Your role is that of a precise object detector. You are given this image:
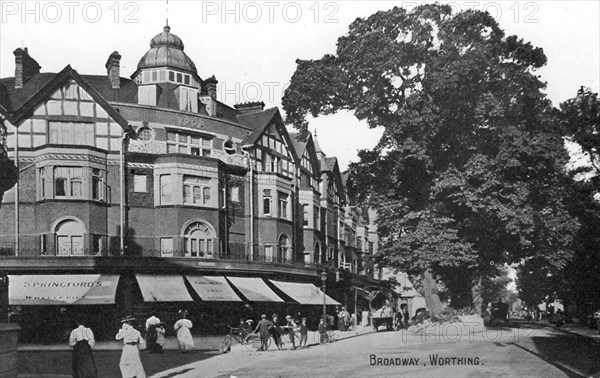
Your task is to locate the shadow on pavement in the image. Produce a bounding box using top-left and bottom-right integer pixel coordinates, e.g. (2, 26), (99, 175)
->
(18, 349), (219, 377)
(511, 333), (600, 378)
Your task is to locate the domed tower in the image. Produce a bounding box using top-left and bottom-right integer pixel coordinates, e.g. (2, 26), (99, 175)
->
(131, 25), (202, 113)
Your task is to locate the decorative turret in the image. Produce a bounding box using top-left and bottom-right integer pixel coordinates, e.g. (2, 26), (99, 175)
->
(137, 25), (197, 75)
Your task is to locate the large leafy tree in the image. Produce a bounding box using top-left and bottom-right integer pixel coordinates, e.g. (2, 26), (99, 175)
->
(283, 5), (579, 313)
(553, 88), (600, 318)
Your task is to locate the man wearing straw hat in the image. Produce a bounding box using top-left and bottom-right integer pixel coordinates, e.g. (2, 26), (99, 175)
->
(115, 315), (146, 378)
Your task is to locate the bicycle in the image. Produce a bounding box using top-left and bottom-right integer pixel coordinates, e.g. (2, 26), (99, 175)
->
(221, 326), (269, 353)
(279, 327), (300, 349)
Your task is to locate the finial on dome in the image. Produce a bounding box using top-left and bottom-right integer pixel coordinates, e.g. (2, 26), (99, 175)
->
(164, 25), (170, 33)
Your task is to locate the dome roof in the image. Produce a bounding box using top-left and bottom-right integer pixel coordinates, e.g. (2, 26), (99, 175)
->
(137, 26), (197, 74)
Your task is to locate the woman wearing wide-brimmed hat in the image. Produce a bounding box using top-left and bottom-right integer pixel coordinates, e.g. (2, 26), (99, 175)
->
(115, 315), (146, 378)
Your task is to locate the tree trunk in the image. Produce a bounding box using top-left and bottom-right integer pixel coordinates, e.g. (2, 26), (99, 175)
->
(422, 269), (443, 320)
(471, 276), (483, 316)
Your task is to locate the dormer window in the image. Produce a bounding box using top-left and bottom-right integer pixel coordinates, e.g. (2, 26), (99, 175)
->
(138, 85), (157, 106)
(179, 87), (198, 113)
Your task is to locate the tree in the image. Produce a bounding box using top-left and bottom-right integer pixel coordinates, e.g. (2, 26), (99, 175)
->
(283, 5), (579, 315)
(0, 121), (17, 208)
(555, 88), (600, 319)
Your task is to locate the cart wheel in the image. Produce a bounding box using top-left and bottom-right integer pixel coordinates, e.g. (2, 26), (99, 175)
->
(221, 335), (232, 353)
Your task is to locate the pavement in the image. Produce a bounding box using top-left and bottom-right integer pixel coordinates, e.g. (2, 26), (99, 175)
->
(532, 318), (600, 343)
(15, 325), (376, 378)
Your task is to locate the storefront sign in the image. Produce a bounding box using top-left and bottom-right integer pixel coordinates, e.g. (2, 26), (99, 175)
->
(8, 274), (120, 305)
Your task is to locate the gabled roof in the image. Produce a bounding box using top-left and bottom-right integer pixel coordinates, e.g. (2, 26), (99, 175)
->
(0, 73), (57, 112)
(322, 156), (345, 203)
(289, 131), (320, 177)
(237, 107), (279, 138)
(288, 131), (308, 157)
(0, 65), (131, 133)
(238, 107), (299, 162)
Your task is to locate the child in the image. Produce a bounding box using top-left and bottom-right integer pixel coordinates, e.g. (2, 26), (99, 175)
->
(299, 317), (308, 348)
(155, 322), (166, 354)
(318, 318), (327, 344)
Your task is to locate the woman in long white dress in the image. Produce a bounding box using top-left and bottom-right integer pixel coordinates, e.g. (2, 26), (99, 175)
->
(116, 316), (146, 378)
(173, 312), (194, 353)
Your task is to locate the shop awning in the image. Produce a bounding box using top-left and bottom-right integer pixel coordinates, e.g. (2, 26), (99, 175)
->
(135, 275), (193, 302)
(270, 280), (341, 306)
(185, 276), (242, 302)
(225, 277), (284, 302)
(8, 274), (120, 305)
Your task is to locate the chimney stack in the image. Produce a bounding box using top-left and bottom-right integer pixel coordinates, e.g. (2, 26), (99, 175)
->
(204, 75), (218, 99)
(14, 48), (41, 89)
(234, 101), (265, 114)
(105, 51), (122, 89)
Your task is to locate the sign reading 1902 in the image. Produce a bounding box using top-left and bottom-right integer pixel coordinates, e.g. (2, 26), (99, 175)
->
(176, 114), (206, 129)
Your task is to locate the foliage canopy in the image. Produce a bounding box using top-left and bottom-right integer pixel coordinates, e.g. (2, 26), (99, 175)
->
(282, 5), (579, 308)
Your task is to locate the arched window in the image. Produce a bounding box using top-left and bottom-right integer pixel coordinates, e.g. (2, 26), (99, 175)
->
(184, 221), (214, 258)
(278, 234), (292, 263)
(55, 219), (84, 256)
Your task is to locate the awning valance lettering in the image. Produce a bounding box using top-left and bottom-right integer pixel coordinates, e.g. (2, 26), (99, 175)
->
(135, 275), (193, 302)
(226, 277), (284, 302)
(8, 274), (120, 305)
(185, 276), (242, 302)
(270, 280), (341, 306)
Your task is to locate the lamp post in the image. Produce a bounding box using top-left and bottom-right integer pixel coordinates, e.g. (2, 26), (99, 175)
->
(321, 271), (327, 329)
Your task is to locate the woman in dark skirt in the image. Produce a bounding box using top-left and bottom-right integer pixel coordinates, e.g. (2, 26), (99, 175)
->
(68, 318), (98, 378)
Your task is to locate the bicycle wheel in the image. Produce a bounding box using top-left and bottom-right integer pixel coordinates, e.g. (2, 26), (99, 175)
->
(244, 334), (261, 352)
(221, 335), (232, 353)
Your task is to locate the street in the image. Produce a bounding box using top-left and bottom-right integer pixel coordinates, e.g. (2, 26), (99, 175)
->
(151, 322), (600, 378)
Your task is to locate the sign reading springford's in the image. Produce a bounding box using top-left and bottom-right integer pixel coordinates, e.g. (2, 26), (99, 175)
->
(8, 274), (120, 305)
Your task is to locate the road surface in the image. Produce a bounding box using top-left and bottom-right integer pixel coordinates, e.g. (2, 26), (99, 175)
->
(151, 322), (600, 378)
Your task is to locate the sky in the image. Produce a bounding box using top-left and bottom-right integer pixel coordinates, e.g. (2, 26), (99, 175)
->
(1, 1), (599, 170)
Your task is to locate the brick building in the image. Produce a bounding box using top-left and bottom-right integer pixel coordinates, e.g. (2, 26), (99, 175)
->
(0, 26), (380, 340)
